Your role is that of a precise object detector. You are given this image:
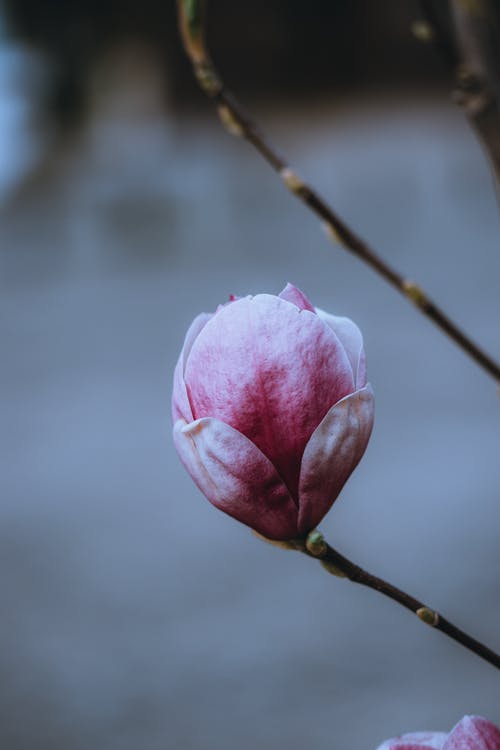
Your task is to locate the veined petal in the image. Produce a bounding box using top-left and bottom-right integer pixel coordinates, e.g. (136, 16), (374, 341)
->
(445, 716), (500, 750)
(316, 307), (366, 388)
(185, 294), (354, 501)
(173, 417), (298, 540)
(172, 312), (212, 423)
(278, 282), (316, 312)
(297, 384), (374, 534)
(375, 732), (447, 750)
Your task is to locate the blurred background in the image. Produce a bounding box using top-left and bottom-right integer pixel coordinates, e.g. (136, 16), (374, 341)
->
(1, 1), (499, 748)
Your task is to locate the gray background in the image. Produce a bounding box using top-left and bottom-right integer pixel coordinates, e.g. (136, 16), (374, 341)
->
(1, 50), (499, 750)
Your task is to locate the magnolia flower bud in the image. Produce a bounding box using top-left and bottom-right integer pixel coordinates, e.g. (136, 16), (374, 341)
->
(375, 715), (500, 750)
(172, 283), (374, 540)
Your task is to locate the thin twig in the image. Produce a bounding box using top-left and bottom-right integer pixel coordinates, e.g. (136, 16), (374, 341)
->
(451, 0), (500, 191)
(177, 0), (500, 384)
(418, 0), (500, 196)
(417, 0), (460, 69)
(260, 530), (500, 671)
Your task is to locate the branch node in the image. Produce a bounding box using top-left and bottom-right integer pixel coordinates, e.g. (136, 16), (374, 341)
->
(412, 20), (435, 43)
(322, 221), (342, 245)
(217, 104), (244, 136)
(305, 530), (328, 557)
(457, 64), (481, 90)
(416, 606), (440, 627)
(194, 62), (222, 97)
(402, 279), (429, 309)
(280, 167), (308, 197)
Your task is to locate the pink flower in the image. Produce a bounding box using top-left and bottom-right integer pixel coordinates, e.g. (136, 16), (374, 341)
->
(375, 716), (500, 750)
(445, 716), (500, 750)
(172, 283), (374, 540)
(375, 731), (447, 750)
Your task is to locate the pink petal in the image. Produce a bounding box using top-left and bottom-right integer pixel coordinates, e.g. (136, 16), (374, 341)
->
(185, 294), (354, 501)
(172, 312), (212, 423)
(445, 716), (500, 750)
(173, 417), (298, 540)
(278, 282), (316, 312)
(298, 385), (374, 534)
(375, 732), (447, 750)
(316, 307), (367, 388)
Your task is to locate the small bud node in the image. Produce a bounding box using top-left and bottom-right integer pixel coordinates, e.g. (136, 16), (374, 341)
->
(194, 63), (222, 97)
(416, 606), (439, 627)
(306, 530), (328, 557)
(217, 105), (243, 136)
(402, 280), (428, 309)
(411, 20), (435, 43)
(280, 167), (307, 196)
(322, 221), (342, 245)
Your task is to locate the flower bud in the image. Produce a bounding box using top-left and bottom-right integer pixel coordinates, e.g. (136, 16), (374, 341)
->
(375, 716), (500, 750)
(172, 283), (374, 540)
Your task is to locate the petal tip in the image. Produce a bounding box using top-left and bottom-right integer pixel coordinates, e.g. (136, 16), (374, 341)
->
(278, 282), (316, 312)
(181, 419), (204, 436)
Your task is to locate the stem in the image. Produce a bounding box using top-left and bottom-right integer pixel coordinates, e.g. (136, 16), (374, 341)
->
(419, 0), (500, 198)
(418, 0), (460, 69)
(177, 0), (500, 385)
(451, 0), (500, 193)
(301, 530), (500, 671)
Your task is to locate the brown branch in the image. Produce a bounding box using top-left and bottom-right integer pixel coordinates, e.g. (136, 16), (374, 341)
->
(451, 0), (500, 190)
(259, 531), (500, 671)
(177, 0), (500, 385)
(417, 0), (460, 69)
(418, 0), (500, 196)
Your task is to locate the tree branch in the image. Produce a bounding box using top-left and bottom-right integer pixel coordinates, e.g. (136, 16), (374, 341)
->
(419, 0), (500, 196)
(258, 530), (500, 671)
(177, 0), (500, 385)
(451, 0), (500, 190)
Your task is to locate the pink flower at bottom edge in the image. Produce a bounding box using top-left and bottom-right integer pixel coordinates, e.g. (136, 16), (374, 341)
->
(375, 716), (500, 750)
(445, 716), (500, 750)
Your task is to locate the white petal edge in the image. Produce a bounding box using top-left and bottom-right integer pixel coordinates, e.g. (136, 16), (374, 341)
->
(173, 417), (299, 540)
(297, 384), (374, 534)
(316, 307), (366, 389)
(172, 312), (212, 423)
(374, 732), (448, 750)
